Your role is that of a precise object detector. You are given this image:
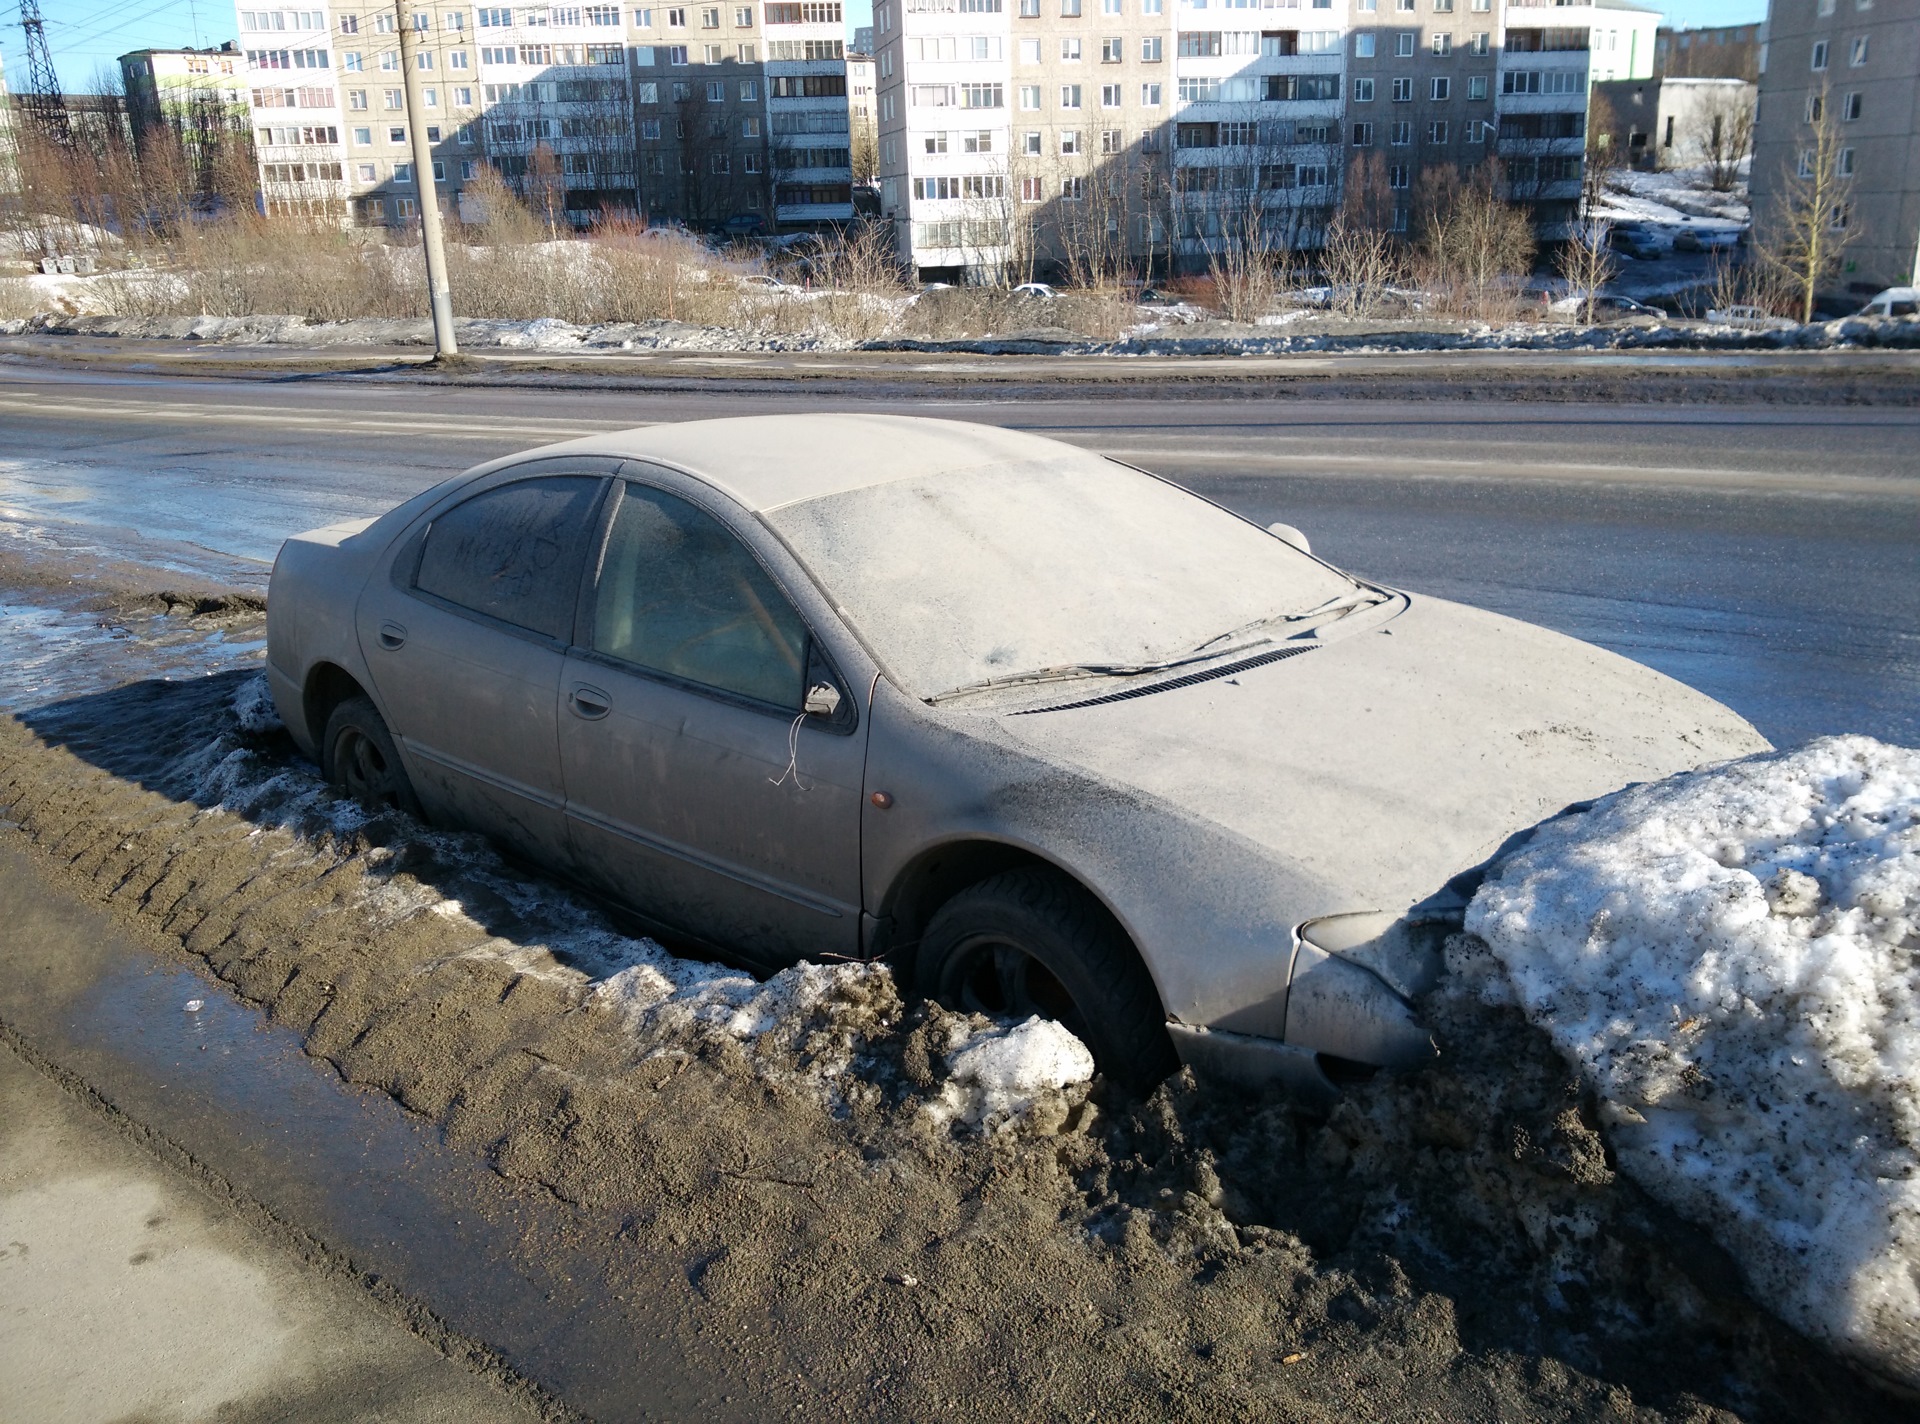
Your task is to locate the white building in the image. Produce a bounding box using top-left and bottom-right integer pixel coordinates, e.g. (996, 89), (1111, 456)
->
(873, 0), (1652, 279)
(235, 2), (853, 230)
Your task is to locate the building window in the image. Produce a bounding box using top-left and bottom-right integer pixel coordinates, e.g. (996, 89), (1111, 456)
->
(1850, 35), (1869, 66)
(641, 117), (662, 137)
(1142, 36), (1162, 61)
(1062, 175), (1084, 200)
(1396, 32), (1414, 57)
(1425, 119), (1448, 142)
(1061, 130), (1081, 153)
(707, 79), (724, 100)
(702, 5), (720, 24)
(737, 5), (755, 23)
(349, 89), (368, 109)
(1061, 0), (1082, 14)
(1431, 77), (1450, 100)
(396, 197), (418, 217)
(356, 161), (377, 180)
(1102, 37), (1123, 61)
(667, 44), (688, 63)
(1467, 75), (1488, 100)
(1388, 163), (1409, 188)
(353, 125), (372, 144)
(1020, 84), (1042, 109)
(394, 161), (413, 183)
(1353, 77), (1374, 102)
(740, 79), (758, 99)
(1101, 128), (1123, 153)
(1351, 121), (1373, 146)
(1432, 33), (1451, 56)
(1062, 38), (1082, 60)
(1354, 34), (1374, 57)
(1811, 40), (1828, 70)
(1020, 0), (1040, 13)
(1392, 77), (1413, 101)
(1022, 130), (1041, 154)
(1021, 175), (1044, 202)
(1389, 120), (1412, 144)
(1843, 91), (1862, 120)
(1141, 81), (1161, 105)
(389, 125), (407, 142)
(1837, 146), (1855, 176)
(1101, 83), (1121, 106)
(1061, 84), (1082, 108)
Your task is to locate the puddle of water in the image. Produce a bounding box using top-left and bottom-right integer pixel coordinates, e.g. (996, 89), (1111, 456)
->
(0, 597), (265, 712)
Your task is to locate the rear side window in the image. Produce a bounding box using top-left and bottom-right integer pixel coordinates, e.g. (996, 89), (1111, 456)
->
(592, 482), (810, 709)
(414, 476), (601, 640)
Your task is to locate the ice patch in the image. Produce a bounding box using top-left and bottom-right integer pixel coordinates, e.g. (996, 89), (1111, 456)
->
(1467, 736), (1920, 1386)
(930, 1015), (1096, 1132)
(231, 673), (283, 734)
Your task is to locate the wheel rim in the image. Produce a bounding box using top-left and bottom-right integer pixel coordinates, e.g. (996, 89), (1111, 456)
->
(943, 934), (1086, 1038)
(335, 728), (394, 807)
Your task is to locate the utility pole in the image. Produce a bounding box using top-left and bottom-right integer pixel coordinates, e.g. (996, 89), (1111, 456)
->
(396, 0), (459, 358)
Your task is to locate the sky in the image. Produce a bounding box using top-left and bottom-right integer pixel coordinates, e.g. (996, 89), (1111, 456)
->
(17, 0), (1769, 94)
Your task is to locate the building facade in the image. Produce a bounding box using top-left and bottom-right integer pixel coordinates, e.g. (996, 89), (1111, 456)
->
(1654, 22), (1762, 81)
(1594, 74), (1755, 171)
(230, 2), (852, 231)
(1750, 0), (1920, 298)
(874, 0), (1652, 280)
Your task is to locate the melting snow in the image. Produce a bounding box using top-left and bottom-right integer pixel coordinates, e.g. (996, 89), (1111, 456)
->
(930, 1016), (1097, 1131)
(1466, 736), (1920, 1387)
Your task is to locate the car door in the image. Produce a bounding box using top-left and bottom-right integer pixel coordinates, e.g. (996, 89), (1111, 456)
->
(557, 475), (866, 966)
(356, 469), (608, 866)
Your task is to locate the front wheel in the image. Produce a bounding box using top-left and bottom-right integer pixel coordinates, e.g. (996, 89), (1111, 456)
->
(917, 868), (1178, 1094)
(321, 695), (420, 816)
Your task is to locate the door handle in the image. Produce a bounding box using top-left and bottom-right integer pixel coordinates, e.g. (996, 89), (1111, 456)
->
(377, 621), (407, 650)
(569, 684), (611, 720)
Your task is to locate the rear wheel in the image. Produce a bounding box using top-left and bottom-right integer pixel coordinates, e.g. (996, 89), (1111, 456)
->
(322, 696), (420, 815)
(917, 867), (1178, 1094)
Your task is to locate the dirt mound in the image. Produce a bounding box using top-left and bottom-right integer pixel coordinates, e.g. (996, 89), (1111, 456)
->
(0, 671), (1901, 1422)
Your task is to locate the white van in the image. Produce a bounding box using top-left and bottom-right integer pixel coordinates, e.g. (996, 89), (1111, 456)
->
(1855, 287), (1919, 317)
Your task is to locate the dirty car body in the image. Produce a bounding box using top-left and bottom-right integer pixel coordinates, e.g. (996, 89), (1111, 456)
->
(266, 416), (1768, 1101)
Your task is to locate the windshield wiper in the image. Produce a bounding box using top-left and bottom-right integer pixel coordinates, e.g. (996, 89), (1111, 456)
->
(1182, 588), (1390, 656)
(928, 641), (1271, 705)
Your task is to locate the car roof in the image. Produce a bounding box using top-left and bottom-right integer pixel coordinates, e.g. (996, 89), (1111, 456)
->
(478, 414), (1101, 513)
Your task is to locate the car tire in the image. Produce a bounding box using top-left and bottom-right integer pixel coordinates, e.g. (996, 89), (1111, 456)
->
(917, 867), (1179, 1094)
(321, 695), (421, 816)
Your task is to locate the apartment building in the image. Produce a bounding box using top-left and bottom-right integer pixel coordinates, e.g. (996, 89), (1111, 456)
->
(875, 0), (1637, 279)
(1750, 0), (1920, 298)
(234, 2), (851, 231)
(119, 43), (260, 197)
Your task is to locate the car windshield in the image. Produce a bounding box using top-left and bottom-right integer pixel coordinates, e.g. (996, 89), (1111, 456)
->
(765, 457), (1360, 702)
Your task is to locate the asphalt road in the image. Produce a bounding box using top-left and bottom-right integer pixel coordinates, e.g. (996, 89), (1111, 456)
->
(0, 360), (1915, 745)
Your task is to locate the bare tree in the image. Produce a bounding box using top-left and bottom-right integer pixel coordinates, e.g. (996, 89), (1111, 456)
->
(1415, 163), (1536, 319)
(1691, 86), (1756, 194)
(1582, 91), (1624, 219)
(1755, 82), (1852, 323)
(1554, 220), (1615, 323)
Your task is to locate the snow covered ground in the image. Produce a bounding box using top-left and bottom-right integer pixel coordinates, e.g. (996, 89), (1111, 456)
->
(206, 673), (1096, 1131)
(1466, 737), (1920, 1388)
(1596, 164), (1751, 229)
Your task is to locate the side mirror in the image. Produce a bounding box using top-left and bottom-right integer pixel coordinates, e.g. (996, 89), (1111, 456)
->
(1267, 522), (1312, 556)
(804, 682), (843, 718)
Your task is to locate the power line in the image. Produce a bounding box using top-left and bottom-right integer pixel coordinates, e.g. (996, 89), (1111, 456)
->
(18, 0), (73, 147)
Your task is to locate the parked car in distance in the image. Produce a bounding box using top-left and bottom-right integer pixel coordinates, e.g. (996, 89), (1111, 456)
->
(721, 213), (766, 237)
(1011, 282), (1058, 300)
(1608, 228), (1663, 261)
(1706, 304), (1797, 331)
(266, 417), (1767, 1102)
(1549, 293), (1669, 321)
(735, 273), (794, 293)
(1855, 287), (1920, 318)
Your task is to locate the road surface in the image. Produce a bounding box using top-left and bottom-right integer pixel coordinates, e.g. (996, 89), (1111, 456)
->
(0, 361), (1912, 744)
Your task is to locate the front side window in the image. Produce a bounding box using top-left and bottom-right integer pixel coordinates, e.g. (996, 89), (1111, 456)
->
(592, 483), (810, 709)
(415, 477), (603, 640)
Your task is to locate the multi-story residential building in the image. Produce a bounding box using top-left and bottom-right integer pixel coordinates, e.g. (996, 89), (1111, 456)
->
(847, 46), (877, 185)
(119, 42), (254, 141)
(876, 0), (1643, 279)
(1750, 0), (1920, 299)
(1655, 21), (1762, 81)
(232, 2), (851, 232)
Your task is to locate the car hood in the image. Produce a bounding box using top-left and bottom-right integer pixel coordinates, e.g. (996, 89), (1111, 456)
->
(992, 593), (1768, 919)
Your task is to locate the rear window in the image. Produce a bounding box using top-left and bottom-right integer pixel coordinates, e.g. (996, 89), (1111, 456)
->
(414, 476), (602, 640)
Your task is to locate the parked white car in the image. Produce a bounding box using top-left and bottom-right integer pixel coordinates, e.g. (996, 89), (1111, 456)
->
(1706, 304), (1797, 331)
(1011, 282), (1059, 300)
(1548, 294), (1668, 322)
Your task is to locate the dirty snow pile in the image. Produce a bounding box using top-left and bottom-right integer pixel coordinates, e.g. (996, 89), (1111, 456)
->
(205, 676), (1091, 1128)
(1465, 736), (1920, 1386)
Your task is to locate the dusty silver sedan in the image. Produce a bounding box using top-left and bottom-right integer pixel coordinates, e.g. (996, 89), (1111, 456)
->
(267, 416), (1766, 1097)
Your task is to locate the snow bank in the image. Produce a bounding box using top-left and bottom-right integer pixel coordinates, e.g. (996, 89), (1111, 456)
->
(203, 677), (1082, 1127)
(1466, 736), (1920, 1386)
